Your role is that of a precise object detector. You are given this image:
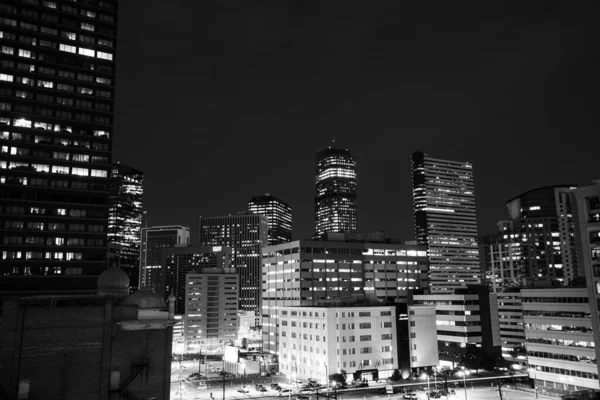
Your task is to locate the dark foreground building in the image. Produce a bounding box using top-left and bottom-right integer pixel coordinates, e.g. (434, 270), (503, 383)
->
(0, 266), (176, 400)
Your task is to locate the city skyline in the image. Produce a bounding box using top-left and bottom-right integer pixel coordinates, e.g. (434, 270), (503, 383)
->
(113, 1), (600, 243)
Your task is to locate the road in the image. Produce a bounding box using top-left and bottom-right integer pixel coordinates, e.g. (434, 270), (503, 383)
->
(169, 375), (550, 400)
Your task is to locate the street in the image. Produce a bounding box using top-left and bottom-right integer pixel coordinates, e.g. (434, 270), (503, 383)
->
(169, 377), (552, 400)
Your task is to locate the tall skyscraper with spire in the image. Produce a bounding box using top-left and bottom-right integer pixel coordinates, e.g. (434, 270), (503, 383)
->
(248, 193), (292, 245)
(0, 0), (118, 295)
(412, 151), (481, 292)
(314, 147), (357, 236)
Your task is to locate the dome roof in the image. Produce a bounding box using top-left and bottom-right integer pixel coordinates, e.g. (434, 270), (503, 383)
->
(122, 289), (166, 309)
(97, 266), (130, 296)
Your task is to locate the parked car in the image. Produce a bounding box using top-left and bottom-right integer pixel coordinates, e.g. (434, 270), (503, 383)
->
(279, 389), (292, 396)
(440, 389), (456, 396)
(355, 382), (368, 388)
(403, 393), (417, 399)
(237, 388), (249, 394)
(271, 383), (282, 390)
(428, 391), (441, 399)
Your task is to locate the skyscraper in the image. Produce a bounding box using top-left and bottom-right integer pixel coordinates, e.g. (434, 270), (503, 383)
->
(139, 225), (190, 296)
(504, 185), (579, 284)
(314, 147), (357, 236)
(0, 0), (118, 295)
(411, 151), (480, 292)
(107, 163), (143, 291)
(198, 214), (268, 318)
(248, 193), (292, 245)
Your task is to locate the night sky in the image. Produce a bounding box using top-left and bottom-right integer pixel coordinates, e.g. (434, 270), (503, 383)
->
(113, 1), (600, 243)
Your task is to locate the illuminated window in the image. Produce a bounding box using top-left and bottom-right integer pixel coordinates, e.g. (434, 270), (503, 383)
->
(81, 22), (95, 31)
(72, 167), (88, 176)
(97, 51), (113, 61)
(59, 44), (76, 53)
(78, 47), (94, 57)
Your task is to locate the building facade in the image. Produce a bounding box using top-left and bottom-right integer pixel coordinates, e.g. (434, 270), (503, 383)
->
(0, 0), (118, 295)
(479, 232), (521, 292)
(183, 268), (239, 353)
(277, 305), (399, 382)
(412, 285), (501, 366)
(248, 193), (292, 245)
(108, 162), (143, 291)
(198, 214), (268, 318)
(504, 186), (580, 285)
(0, 266), (176, 400)
(522, 287), (599, 395)
(571, 179), (600, 382)
(314, 147), (358, 236)
(162, 245), (232, 315)
(139, 225), (190, 296)
(411, 152), (481, 293)
(496, 289), (526, 368)
(406, 305), (439, 371)
(261, 237), (428, 355)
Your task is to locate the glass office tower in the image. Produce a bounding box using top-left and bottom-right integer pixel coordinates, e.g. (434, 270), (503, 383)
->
(248, 193), (292, 245)
(108, 163), (143, 291)
(412, 151), (481, 292)
(0, 0), (118, 295)
(314, 147), (357, 236)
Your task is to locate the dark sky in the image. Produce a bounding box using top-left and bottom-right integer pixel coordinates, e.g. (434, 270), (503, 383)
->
(113, 1), (600, 243)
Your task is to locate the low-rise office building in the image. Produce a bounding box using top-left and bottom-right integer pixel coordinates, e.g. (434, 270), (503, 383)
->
(412, 285), (501, 366)
(277, 305), (399, 383)
(522, 287), (599, 395)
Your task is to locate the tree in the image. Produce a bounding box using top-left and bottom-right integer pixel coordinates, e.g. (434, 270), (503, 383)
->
(329, 373), (346, 386)
(389, 369), (402, 382)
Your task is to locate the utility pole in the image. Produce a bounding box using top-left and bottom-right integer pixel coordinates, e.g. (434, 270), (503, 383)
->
(496, 379), (503, 400)
(222, 371), (226, 400)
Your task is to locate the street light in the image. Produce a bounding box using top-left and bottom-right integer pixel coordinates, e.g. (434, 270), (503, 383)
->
(528, 367), (539, 399)
(421, 373), (430, 395)
(458, 367), (469, 400)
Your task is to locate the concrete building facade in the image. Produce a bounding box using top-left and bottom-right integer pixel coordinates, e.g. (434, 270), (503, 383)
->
(277, 305), (399, 383)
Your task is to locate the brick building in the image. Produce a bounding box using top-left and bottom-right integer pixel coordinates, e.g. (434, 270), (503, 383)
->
(0, 266), (176, 400)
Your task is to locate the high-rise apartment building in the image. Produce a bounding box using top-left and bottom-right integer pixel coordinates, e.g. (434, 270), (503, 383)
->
(411, 152), (481, 292)
(199, 214), (268, 317)
(496, 289), (526, 368)
(139, 225), (190, 296)
(571, 179), (600, 382)
(314, 147), (357, 236)
(261, 235), (428, 354)
(504, 185), (579, 284)
(0, 0), (118, 295)
(108, 162), (143, 291)
(248, 193), (292, 245)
